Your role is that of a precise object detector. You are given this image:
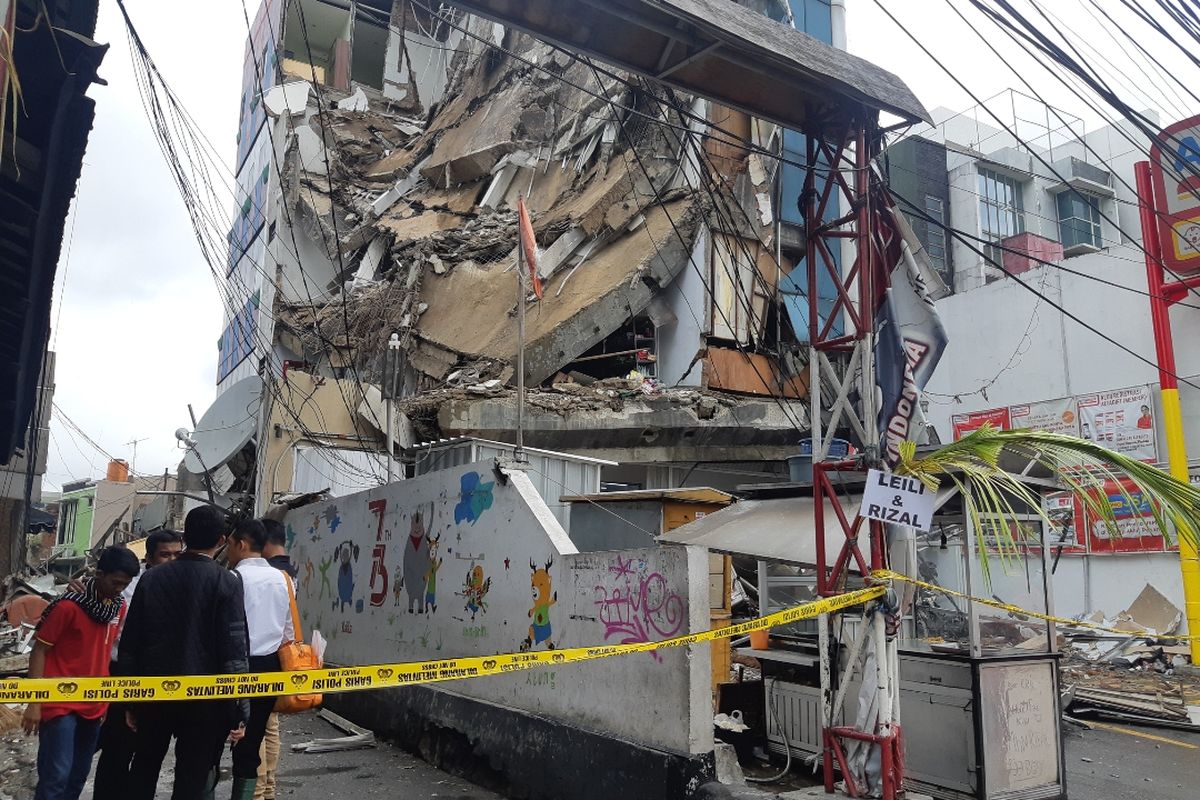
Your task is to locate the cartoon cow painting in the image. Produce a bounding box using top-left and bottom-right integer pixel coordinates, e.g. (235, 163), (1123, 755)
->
(520, 556), (557, 652)
(403, 504), (434, 614)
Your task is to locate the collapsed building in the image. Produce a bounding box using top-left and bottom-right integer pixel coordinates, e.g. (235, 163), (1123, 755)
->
(215, 0), (815, 508)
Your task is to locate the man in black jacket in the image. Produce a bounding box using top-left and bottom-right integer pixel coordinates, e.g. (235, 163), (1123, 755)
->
(119, 505), (250, 800)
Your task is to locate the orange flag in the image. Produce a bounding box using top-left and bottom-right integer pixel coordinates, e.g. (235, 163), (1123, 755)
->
(517, 196), (543, 299)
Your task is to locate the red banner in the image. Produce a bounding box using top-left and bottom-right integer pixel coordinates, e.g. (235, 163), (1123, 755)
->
(951, 407), (1011, 440)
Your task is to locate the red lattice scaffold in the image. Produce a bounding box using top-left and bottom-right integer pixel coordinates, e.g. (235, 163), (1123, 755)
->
(803, 109), (903, 799)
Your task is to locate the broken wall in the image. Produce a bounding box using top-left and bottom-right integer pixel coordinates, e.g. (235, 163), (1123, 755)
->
(282, 461), (712, 755)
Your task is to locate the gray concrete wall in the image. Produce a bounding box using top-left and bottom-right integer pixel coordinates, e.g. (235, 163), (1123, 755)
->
(283, 462), (712, 755)
(568, 502), (662, 552)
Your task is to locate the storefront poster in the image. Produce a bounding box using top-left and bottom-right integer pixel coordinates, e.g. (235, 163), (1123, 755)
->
(1075, 386), (1157, 462)
(1009, 397), (1080, 436)
(952, 407), (1011, 440)
(1043, 491), (1085, 552)
(1085, 478), (1168, 553)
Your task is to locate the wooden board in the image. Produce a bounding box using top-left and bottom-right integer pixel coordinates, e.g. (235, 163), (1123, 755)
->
(702, 347), (807, 398)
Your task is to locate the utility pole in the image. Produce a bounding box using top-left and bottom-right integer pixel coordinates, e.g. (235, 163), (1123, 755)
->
(382, 331), (402, 483)
(126, 437), (148, 478)
(1136, 161), (1200, 662)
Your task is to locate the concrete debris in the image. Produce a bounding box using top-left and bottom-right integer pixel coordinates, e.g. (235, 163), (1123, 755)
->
(263, 81), (311, 118)
(337, 86), (370, 112)
(295, 124), (329, 176)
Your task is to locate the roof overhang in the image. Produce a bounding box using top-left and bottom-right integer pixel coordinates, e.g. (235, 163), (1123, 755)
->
(437, 0), (930, 132)
(659, 493), (864, 568)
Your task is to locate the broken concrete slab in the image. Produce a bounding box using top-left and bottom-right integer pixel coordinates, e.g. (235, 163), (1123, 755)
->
(337, 86), (370, 112)
(295, 124), (329, 176)
(263, 81), (311, 118)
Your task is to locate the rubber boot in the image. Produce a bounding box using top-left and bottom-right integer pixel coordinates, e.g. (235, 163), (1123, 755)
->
(230, 777), (257, 800)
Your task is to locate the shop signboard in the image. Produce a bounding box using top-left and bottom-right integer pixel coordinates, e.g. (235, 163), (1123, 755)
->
(1149, 113), (1200, 274)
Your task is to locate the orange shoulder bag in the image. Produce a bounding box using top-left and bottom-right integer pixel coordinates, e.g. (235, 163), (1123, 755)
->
(274, 574), (322, 714)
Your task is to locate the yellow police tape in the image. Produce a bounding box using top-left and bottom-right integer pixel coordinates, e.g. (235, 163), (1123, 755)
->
(2, 584), (886, 704)
(873, 568), (1200, 642)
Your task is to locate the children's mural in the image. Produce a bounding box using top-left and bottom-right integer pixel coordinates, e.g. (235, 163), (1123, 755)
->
(282, 463), (709, 754)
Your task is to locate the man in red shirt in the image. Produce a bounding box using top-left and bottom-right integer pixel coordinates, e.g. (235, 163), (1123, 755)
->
(23, 547), (139, 800)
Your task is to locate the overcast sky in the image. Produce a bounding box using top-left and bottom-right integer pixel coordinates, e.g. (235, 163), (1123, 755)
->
(42, 0), (1199, 491)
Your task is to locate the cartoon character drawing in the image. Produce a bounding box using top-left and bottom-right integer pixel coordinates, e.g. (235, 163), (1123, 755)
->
(302, 559), (315, 596)
(520, 556), (557, 652)
(393, 564), (405, 606)
(324, 505), (342, 534)
(317, 556), (334, 600)
(454, 471), (495, 525)
(461, 564), (491, 621)
(423, 533), (443, 615)
(403, 504), (434, 614)
(334, 540), (360, 612)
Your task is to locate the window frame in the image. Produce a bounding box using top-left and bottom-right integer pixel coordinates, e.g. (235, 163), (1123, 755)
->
(1057, 191), (1103, 251)
(978, 167), (1026, 266)
(923, 194), (948, 275)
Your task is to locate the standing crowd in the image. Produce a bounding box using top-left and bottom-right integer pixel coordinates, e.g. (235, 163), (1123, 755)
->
(23, 506), (301, 800)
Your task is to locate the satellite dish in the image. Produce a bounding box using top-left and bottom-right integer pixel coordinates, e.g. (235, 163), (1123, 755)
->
(182, 376), (263, 475)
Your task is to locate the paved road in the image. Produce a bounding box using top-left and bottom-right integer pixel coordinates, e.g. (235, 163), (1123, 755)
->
(1065, 720), (1200, 800)
(0, 712), (501, 800)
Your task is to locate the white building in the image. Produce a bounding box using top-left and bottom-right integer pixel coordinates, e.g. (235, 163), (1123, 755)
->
(891, 94), (1200, 621)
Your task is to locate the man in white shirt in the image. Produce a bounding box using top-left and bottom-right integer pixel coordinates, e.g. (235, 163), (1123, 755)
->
(226, 519), (293, 800)
(92, 529), (182, 800)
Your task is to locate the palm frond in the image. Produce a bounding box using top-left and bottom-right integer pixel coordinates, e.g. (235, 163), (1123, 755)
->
(893, 425), (1200, 577)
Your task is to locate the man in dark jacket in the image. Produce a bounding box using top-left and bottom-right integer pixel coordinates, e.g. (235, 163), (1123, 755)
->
(119, 506), (250, 800)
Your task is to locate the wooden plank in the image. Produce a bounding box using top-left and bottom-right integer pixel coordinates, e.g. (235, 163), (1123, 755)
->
(702, 347), (807, 398)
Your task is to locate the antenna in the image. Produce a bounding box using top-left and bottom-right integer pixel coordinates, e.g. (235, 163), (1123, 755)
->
(125, 436), (148, 477)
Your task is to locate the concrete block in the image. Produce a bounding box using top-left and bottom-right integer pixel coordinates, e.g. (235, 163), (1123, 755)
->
(713, 743), (745, 786)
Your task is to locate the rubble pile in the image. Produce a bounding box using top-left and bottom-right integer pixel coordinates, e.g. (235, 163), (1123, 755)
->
(269, 19), (735, 392)
(1058, 583), (1200, 729)
(0, 573), (71, 677)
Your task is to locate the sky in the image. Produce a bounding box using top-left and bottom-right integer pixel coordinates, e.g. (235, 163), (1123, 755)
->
(41, 0), (1200, 491)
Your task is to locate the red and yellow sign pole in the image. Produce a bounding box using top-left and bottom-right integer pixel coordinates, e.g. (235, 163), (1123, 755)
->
(1136, 161), (1200, 663)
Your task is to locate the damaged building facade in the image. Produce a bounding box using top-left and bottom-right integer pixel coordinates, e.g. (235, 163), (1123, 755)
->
(216, 0), (837, 506)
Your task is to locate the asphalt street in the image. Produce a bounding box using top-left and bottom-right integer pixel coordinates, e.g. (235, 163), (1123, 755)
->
(0, 710), (1195, 798)
(1064, 720), (1200, 800)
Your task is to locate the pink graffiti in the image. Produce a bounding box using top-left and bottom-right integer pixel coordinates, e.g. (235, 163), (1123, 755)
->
(594, 556), (685, 662)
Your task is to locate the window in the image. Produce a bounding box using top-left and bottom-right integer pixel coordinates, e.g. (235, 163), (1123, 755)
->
(217, 293), (259, 382)
(924, 194), (948, 274)
(58, 500), (77, 546)
(978, 168), (1025, 265)
(1057, 192), (1102, 250)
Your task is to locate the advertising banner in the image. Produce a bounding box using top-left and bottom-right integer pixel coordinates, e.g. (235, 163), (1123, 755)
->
(1075, 386), (1157, 462)
(1009, 397), (1079, 436)
(1086, 478), (1169, 553)
(1043, 491), (1085, 552)
(951, 407), (1011, 440)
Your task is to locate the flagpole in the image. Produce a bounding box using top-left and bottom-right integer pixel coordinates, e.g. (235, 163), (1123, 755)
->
(516, 219), (526, 463)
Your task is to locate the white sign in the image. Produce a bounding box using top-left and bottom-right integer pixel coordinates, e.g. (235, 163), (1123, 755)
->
(1076, 385), (1157, 462)
(860, 469), (936, 531)
(1009, 397), (1079, 437)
